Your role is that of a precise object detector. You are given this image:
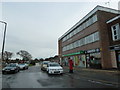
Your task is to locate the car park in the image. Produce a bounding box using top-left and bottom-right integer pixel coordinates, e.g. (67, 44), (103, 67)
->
(46, 62), (63, 75)
(41, 61), (50, 71)
(2, 63), (20, 74)
(18, 63), (28, 70)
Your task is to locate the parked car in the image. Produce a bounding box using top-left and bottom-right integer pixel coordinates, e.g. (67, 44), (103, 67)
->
(41, 61), (50, 71)
(25, 63), (29, 67)
(18, 63), (28, 70)
(47, 62), (63, 75)
(2, 63), (20, 74)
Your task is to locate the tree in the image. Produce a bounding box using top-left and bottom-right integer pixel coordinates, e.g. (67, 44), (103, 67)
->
(0, 51), (13, 63)
(39, 58), (44, 61)
(16, 50), (32, 61)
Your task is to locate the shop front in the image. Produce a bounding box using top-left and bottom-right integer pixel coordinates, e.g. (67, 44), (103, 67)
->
(110, 45), (120, 69)
(62, 51), (86, 67)
(85, 48), (101, 69)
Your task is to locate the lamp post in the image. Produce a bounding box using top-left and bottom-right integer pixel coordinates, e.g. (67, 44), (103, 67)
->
(0, 21), (7, 62)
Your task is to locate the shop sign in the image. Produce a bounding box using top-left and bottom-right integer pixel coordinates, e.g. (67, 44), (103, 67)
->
(80, 50), (85, 54)
(63, 50), (85, 57)
(85, 48), (100, 54)
(110, 45), (120, 50)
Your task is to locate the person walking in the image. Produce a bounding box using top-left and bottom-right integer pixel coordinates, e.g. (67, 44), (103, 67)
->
(68, 57), (74, 73)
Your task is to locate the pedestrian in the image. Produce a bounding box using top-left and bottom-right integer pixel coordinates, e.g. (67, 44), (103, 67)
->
(68, 57), (74, 73)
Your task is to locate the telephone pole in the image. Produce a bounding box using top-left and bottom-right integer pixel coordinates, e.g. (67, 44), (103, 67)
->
(0, 21), (7, 62)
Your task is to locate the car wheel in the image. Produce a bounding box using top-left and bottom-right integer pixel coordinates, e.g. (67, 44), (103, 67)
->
(47, 70), (49, 73)
(2, 71), (6, 74)
(15, 70), (18, 73)
(60, 73), (63, 75)
(23, 67), (26, 70)
(47, 70), (51, 75)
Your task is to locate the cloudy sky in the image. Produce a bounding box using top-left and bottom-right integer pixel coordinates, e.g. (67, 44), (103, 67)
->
(0, 0), (119, 59)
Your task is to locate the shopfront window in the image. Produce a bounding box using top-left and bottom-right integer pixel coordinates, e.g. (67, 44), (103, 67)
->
(89, 52), (101, 68)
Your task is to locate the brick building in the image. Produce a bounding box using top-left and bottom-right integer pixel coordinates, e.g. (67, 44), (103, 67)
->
(107, 15), (120, 69)
(58, 5), (120, 69)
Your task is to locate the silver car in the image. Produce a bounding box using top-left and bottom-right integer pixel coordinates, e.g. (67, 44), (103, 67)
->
(41, 61), (50, 71)
(18, 63), (28, 70)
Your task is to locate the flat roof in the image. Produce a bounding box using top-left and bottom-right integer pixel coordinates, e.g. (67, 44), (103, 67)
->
(106, 15), (120, 23)
(58, 5), (120, 40)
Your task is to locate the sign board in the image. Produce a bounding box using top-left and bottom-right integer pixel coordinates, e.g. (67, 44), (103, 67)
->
(63, 50), (85, 57)
(110, 45), (120, 50)
(85, 48), (100, 54)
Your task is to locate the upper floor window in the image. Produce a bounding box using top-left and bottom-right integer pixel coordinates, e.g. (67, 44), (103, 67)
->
(111, 23), (120, 41)
(61, 14), (98, 42)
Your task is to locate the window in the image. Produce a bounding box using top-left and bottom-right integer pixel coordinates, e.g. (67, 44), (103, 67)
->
(85, 36), (89, 44)
(70, 32), (72, 37)
(92, 14), (97, 23)
(111, 23), (120, 41)
(62, 37), (66, 42)
(73, 42), (77, 48)
(79, 25), (82, 32)
(73, 30), (77, 35)
(61, 15), (98, 42)
(62, 47), (65, 51)
(89, 34), (94, 43)
(74, 41), (79, 48)
(62, 32), (99, 52)
(94, 32), (99, 41)
(81, 38), (85, 46)
(69, 44), (72, 49)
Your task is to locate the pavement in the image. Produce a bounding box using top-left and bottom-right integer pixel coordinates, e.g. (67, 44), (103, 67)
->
(63, 66), (120, 87)
(63, 66), (120, 74)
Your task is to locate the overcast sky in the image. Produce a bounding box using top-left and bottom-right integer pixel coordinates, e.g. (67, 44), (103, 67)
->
(0, 0), (119, 59)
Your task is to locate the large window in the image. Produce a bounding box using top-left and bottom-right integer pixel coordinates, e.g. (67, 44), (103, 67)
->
(94, 32), (99, 41)
(111, 23), (120, 41)
(62, 14), (98, 42)
(62, 31), (99, 52)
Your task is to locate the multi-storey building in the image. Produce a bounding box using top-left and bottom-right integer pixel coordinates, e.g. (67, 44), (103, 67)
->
(58, 5), (120, 69)
(107, 15), (120, 69)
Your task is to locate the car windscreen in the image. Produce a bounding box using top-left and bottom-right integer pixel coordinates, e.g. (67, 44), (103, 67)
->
(7, 64), (16, 67)
(19, 64), (25, 65)
(43, 62), (49, 64)
(49, 63), (60, 67)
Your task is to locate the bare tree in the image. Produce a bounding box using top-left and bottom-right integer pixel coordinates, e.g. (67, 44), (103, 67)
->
(16, 50), (32, 61)
(0, 51), (13, 63)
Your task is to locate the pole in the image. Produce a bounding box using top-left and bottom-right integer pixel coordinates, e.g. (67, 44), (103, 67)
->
(0, 21), (7, 62)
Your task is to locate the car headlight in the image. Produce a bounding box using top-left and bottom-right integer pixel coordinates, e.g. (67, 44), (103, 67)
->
(2, 68), (5, 70)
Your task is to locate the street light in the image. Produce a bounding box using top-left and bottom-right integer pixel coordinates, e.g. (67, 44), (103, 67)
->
(0, 21), (7, 62)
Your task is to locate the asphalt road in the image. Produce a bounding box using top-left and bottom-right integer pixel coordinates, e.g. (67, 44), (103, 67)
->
(2, 65), (120, 88)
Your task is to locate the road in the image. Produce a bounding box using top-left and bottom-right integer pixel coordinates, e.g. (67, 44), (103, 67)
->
(2, 64), (120, 88)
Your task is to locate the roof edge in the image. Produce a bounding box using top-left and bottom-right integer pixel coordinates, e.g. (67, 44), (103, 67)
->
(58, 5), (120, 40)
(106, 15), (120, 24)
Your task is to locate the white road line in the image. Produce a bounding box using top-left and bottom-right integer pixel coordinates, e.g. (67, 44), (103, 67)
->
(88, 80), (115, 86)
